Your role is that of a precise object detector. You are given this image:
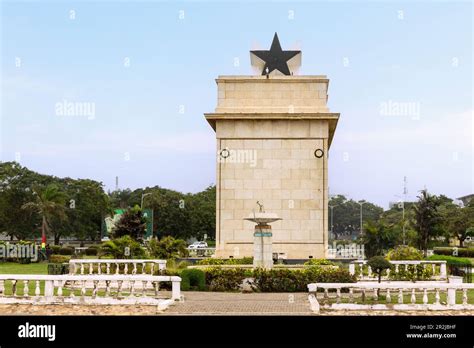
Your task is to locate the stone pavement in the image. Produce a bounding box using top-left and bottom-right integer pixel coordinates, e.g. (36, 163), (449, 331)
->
(165, 292), (312, 315)
(0, 292), (471, 315)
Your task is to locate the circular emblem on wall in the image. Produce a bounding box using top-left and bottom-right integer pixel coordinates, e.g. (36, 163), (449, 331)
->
(314, 149), (324, 158)
(220, 148), (230, 159)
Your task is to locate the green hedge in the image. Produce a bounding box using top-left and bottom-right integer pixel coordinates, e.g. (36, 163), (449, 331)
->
(304, 259), (335, 266)
(47, 263), (69, 275)
(433, 247), (474, 258)
(49, 255), (71, 264)
(180, 269), (206, 291)
(58, 247), (74, 255)
(85, 246), (98, 256)
(204, 267), (249, 291)
(196, 257), (253, 266)
(428, 255), (472, 266)
(252, 266), (356, 292)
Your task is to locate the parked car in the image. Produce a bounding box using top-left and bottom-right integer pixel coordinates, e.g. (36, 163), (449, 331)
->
(188, 241), (208, 249)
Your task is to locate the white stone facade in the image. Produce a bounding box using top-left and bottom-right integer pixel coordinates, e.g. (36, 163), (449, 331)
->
(205, 75), (339, 259)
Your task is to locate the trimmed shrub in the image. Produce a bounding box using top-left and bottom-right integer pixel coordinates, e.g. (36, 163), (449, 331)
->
(180, 269), (206, 291)
(388, 264), (434, 281)
(49, 255), (71, 264)
(58, 247), (74, 255)
(50, 245), (61, 254)
(85, 246), (98, 256)
(196, 257), (253, 265)
(428, 255), (472, 267)
(47, 263), (69, 275)
(386, 246), (424, 261)
(367, 256), (391, 283)
(433, 247), (474, 258)
(304, 259), (335, 266)
(204, 267), (248, 292)
(252, 267), (356, 292)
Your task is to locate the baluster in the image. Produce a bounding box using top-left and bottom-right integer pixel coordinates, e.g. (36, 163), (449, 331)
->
(349, 288), (354, 303)
(106, 263), (110, 275)
(12, 280), (17, 296)
(142, 263), (146, 275)
(105, 281), (111, 297)
(132, 263), (137, 275)
(373, 288), (378, 301)
(336, 288), (341, 304)
(386, 289), (391, 303)
(386, 268), (390, 278)
(0, 280), (4, 294)
(404, 264), (408, 273)
(395, 264), (399, 274)
(150, 263), (155, 275)
(423, 289), (428, 304)
(89, 263), (93, 275)
(435, 289), (440, 305)
(130, 280), (136, 296)
(432, 264), (436, 274)
(116, 281), (123, 298)
(98, 263), (102, 275)
(323, 289), (329, 303)
(462, 289), (468, 305)
(154, 282), (159, 297)
(92, 281), (99, 298)
(367, 266), (372, 278)
(70, 281), (75, 298)
(398, 289), (403, 304)
(142, 281), (147, 296)
(35, 280), (40, 296)
(81, 280), (86, 297)
(57, 281), (64, 296)
(23, 280), (29, 297)
(124, 264), (128, 275)
(80, 264), (84, 275)
(115, 263), (119, 275)
(411, 289), (416, 304)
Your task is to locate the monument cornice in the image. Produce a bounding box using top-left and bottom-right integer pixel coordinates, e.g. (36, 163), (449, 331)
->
(205, 112), (339, 147)
(216, 75), (329, 84)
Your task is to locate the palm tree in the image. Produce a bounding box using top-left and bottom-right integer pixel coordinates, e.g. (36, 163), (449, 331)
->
(22, 184), (67, 245)
(413, 189), (441, 257)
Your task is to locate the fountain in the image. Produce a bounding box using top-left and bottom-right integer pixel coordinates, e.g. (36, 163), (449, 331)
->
(244, 201), (282, 269)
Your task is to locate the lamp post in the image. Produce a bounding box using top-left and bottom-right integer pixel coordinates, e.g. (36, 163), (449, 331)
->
(395, 194), (406, 245)
(141, 192), (152, 210)
(329, 205), (336, 237)
(356, 201), (367, 236)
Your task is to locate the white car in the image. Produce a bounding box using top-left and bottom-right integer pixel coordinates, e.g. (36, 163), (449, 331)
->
(188, 241), (208, 249)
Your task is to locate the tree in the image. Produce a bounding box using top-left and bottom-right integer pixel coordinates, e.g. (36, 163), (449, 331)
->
(329, 195), (383, 240)
(367, 256), (392, 288)
(112, 205), (146, 240)
(21, 184), (67, 245)
(359, 220), (397, 258)
(412, 189), (442, 256)
(440, 200), (474, 247)
(147, 236), (189, 259)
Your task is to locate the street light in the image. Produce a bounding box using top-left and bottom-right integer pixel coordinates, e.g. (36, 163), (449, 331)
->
(329, 205), (337, 236)
(395, 194), (406, 245)
(356, 201), (367, 236)
(141, 192), (152, 210)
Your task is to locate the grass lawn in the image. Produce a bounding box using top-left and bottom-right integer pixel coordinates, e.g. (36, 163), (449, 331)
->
(0, 262), (48, 274)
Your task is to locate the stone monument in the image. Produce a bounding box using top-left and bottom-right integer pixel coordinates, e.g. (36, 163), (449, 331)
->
(205, 33), (340, 259)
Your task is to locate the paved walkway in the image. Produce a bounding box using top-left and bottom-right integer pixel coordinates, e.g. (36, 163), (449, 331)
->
(165, 292), (312, 315)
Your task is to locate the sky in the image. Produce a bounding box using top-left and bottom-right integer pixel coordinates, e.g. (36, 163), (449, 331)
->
(1, 0), (472, 209)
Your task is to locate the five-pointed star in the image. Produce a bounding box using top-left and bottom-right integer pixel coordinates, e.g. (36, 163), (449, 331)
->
(250, 33), (301, 76)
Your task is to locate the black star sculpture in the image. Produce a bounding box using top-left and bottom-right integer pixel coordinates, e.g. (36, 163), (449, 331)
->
(250, 33), (301, 76)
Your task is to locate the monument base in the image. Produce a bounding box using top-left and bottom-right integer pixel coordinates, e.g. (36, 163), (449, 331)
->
(253, 225), (273, 269)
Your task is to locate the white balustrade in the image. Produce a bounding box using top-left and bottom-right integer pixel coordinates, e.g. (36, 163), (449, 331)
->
(69, 259), (167, 276)
(307, 280), (474, 313)
(349, 260), (447, 281)
(0, 274), (181, 310)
